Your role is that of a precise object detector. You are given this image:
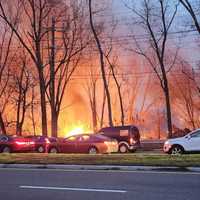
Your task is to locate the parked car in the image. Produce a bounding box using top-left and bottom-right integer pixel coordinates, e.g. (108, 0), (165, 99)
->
(0, 135), (35, 153)
(25, 136), (58, 153)
(97, 125), (140, 153)
(163, 128), (200, 155)
(48, 134), (118, 154)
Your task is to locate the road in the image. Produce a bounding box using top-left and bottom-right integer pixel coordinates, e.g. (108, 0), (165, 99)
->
(0, 168), (199, 200)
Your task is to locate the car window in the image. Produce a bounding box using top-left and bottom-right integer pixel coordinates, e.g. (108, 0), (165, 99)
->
(49, 137), (57, 142)
(99, 129), (113, 136)
(120, 130), (129, 136)
(66, 136), (77, 141)
(96, 134), (110, 140)
(190, 131), (200, 138)
(79, 135), (90, 141)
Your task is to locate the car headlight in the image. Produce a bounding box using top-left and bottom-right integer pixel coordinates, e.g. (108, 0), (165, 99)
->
(164, 140), (170, 145)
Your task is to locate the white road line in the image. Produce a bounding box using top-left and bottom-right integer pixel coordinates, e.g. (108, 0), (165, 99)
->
(20, 185), (127, 193)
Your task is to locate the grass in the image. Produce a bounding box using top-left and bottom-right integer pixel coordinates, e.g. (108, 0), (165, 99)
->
(0, 153), (200, 167)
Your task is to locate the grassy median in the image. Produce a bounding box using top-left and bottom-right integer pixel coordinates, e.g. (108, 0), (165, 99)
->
(0, 153), (200, 167)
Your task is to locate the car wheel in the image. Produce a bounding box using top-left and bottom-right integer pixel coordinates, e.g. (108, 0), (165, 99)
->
(88, 147), (98, 154)
(49, 147), (58, 154)
(37, 146), (45, 153)
(170, 145), (184, 155)
(119, 144), (128, 153)
(2, 146), (11, 153)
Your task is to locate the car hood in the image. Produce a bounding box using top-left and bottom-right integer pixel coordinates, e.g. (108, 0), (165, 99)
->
(166, 136), (186, 144)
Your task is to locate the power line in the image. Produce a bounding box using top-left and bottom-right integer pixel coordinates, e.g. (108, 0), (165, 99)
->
(61, 69), (200, 80)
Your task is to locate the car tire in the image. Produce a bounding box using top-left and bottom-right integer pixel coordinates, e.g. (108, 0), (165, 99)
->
(170, 145), (184, 155)
(119, 144), (128, 153)
(37, 146), (45, 153)
(49, 147), (58, 154)
(88, 147), (98, 154)
(2, 146), (11, 153)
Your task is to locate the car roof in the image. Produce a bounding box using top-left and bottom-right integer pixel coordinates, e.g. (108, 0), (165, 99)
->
(66, 134), (92, 138)
(98, 125), (138, 131)
(189, 128), (200, 134)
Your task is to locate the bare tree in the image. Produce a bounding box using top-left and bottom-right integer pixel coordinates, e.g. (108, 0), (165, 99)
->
(0, 15), (15, 134)
(171, 61), (200, 129)
(179, 0), (200, 33)
(45, 1), (90, 137)
(105, 52), (125, 126)
(0, 0), (55, 136)
(179, 0), (200, 95)
(10, 51), (35, 136)
(125, 0), (178, 138)
(84, 61), (98, 132)
(88, 0), (113, 127)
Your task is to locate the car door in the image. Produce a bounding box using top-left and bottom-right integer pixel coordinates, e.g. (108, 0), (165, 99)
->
(76, 135), (91, 153)
(187, 131), (200, 151)
(60, 136), (78, 153)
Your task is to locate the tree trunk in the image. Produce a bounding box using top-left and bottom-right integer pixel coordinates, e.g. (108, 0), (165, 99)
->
(38, 70), (48, 136)
(163, 80), (172, 138)
(88, 0), (113, 127)
(100, 88), (106, 128)
(0, 112), (6, 135)
(31, 87), (36, 135)
(16, 97), (21, 135)
(111, 68), (124, 125)
(106, 57), (124, 125)
(51, 111), (58, 138)
(92, 85), (97, 132)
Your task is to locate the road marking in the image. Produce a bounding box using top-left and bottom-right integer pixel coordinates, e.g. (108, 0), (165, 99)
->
(20, 185), (127, 193)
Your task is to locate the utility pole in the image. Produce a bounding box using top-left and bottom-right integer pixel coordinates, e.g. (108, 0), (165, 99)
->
(50, 17), (56, 137)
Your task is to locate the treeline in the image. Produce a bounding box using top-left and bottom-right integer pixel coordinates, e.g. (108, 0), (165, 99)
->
(0, 0), (199, 138)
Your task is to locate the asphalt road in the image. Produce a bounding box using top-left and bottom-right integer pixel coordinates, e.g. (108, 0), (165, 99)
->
(0, 168), (199, 200)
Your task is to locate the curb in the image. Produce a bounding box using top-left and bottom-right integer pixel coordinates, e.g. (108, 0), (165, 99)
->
(0, 164), (200, 173)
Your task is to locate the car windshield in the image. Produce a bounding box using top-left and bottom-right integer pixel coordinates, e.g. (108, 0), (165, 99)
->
(190, 130), (200, 138)
(95, 134), (111, 140)
(65, 136), (77, 141)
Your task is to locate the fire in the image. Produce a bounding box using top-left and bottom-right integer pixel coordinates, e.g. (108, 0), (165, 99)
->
(68, 127), (84, 136)
(64, 123), (91, 137)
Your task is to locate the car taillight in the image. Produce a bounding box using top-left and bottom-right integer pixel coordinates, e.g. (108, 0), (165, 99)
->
(29, 141), (35, 145)
(15, 141), (35, 145)
(15, 141), (26, 145)
(104, 141), (109, 145)
(45, 138), (50, 144)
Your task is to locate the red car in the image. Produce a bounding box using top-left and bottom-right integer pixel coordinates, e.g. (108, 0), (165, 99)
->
(0, 135), (35, 153)
(48, 134), (118, 154)
(25, 136), (58, 153)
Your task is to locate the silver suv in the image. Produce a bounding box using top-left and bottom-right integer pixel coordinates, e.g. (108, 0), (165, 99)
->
(163, 129), (200, 155)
